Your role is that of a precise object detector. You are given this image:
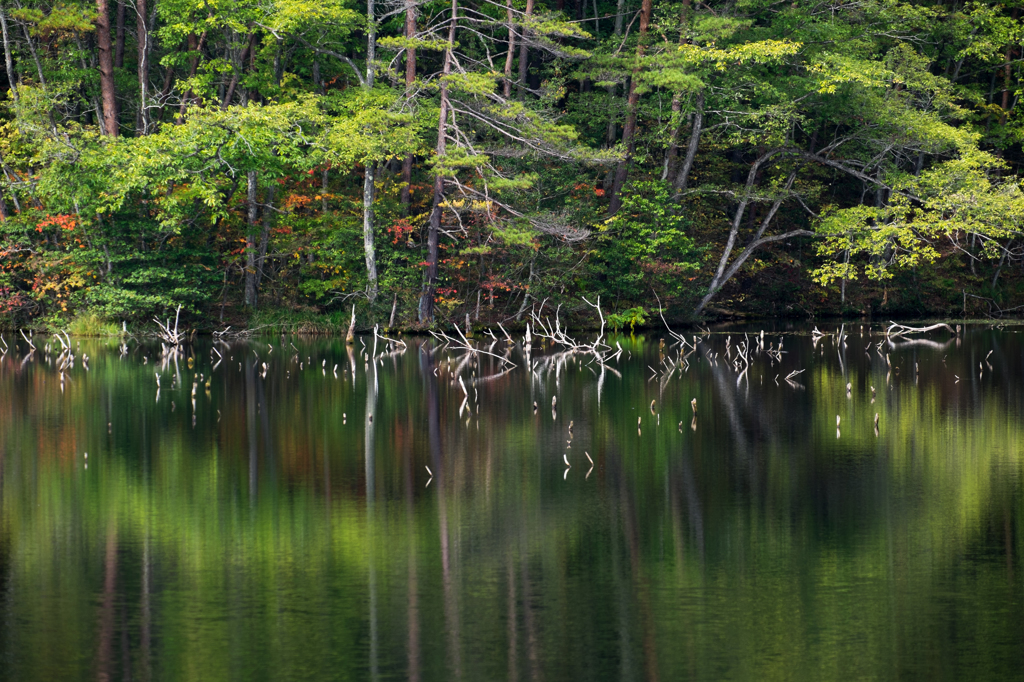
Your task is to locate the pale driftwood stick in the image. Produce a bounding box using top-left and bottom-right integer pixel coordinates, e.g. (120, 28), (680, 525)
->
(886, 321), (955, 339)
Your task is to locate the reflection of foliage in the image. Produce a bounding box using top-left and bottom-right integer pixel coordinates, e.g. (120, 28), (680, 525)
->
(607, 306), (647, 333)
(2, 336), (1024, 679)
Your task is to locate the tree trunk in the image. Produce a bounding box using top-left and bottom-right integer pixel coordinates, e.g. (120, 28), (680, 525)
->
(17, 12), (46, 89)
(662, 0), (691, 179)
(418, 0), (457, 323)
(503, 0), (516, 98)
(136, 0), (150, 133)
(245, 170), (258, 308)
(603, 0), (625, 187)
(255, 184), (275, 293)
(400, 0), (417, 211)
(114, 0), (126, 68)
(97, 0), (119, 137)
(517, 0), (534, 99)
(222, 32), (256, 109)
(672, 89), (703, 194)
(177, 31), (208, 123)
(0, 8), (18, 102)
(363, 0), (379, 301)
(693, 154), (811, 317)
(607, 0), (652, 214)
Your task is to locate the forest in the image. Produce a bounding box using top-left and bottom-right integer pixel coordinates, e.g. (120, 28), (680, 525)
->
(0, 0), (1022, 331)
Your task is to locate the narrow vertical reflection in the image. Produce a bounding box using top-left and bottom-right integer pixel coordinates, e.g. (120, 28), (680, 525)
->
(245, 360), (257, 505)
(96, 523), (118, 682)
(423, 344), (461, 679)
(507, 555), (518, 682)
(406, 419), (421, 682)
(140, 526), (151, 682)
(366, 356), (379, 682)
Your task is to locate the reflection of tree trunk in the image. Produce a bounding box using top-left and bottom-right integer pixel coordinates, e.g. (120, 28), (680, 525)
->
(96, 524), (118, 682)
(519, 554), (542, 682)
(507, 557), (518, 681)
(246, 360), (258, 503)
(423, 344), (461, 677)
(140, 528), (152, 682)
(405, 417), (421, 682)
(366, 360), (380, 682)
(605, 441), (660, 682)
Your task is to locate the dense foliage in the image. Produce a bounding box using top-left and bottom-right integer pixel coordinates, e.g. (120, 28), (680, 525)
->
(0, 0), (1022, 329)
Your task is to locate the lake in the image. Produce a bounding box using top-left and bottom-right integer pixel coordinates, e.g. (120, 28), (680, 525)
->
(1, 322), (1022, 681)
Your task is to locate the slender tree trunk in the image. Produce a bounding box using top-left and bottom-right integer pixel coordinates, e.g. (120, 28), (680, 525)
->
(97, 0), (119, 137)
(114, 0), (126, 68)
(608, 0), (652, 214)
(136, 0), (150, 133)
(517, 0), (534, 98)
(400, 0), (417, 211)
(662, 0), (691, 179)
(363, 0), (379, 302)
(177, 31), (208, 123)
(245, 170), (258, 308)
(255, 184), (275, 293)
(672, 89), (703, 194)
(15, 10), (46, 89)
(0, 9), (18, 102)
(1000, 46), (1014, 124)
(503, 0), (516, 98)
(222, 32), (256, 109)
(602, 0), (625, 192)
(418, 0), (457, 323)
(693, 155), (813, 317)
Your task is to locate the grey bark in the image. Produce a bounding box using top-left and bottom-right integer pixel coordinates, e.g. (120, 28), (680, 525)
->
(363, 0), (379, 301)
(693, 153), (812, 317)
(672, 89), (703, 194)
(517, 0), (534, 98)
(136, 0), (150, 133)
(0, 8), (18, 102)
(245, 170), (258, 308)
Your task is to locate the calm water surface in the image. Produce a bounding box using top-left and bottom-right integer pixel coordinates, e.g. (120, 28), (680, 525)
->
(1, 323), (1023, 681)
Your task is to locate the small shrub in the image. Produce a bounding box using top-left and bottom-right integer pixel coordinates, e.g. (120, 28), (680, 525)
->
(67, 313), (121, 337)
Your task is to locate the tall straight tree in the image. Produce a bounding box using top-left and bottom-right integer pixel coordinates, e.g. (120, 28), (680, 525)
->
(607, 0), (652, 213)
(96, 0), (118, 136)
(363, 0), (379, 302)
(400, 0), (417, 210)
(418, 0), (457, 323)
(136, 0), (149, 133)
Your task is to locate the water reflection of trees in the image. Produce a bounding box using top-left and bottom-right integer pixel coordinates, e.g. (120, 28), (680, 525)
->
(0, 332), (1022, 679)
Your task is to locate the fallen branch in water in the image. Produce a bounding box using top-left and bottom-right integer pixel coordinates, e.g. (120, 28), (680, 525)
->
(886, 321), (956, 339)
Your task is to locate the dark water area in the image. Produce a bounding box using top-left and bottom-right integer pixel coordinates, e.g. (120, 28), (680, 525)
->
(1, 323), (1024, 681)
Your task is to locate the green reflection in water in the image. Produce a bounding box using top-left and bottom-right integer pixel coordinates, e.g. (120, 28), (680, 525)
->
(0, 326), (1022, 681)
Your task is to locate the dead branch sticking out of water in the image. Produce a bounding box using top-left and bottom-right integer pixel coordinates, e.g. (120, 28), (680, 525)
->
(154, 306), (184, 346)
